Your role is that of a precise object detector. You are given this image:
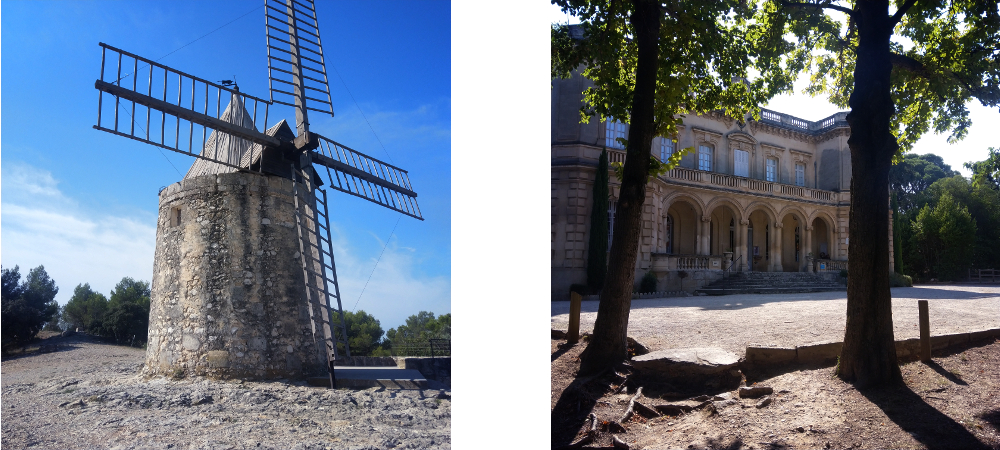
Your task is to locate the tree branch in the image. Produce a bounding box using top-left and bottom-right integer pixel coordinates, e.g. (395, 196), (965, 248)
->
(890, 52), (929, 78)
(890, 0), (917, 27)
(780, 1), (855, 18)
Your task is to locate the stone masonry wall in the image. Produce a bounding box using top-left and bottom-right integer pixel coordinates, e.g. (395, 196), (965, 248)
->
(144, 172), (327, 380)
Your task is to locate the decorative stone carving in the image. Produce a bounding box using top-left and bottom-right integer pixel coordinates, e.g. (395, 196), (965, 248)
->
(790, 149), (812, 164)
(761, 144), (784, 159)
(693, 127), (722, 147)
(727, 132), (757, 155)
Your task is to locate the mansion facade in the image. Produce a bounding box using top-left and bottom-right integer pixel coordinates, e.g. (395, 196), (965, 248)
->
(551, 72), (894, 299)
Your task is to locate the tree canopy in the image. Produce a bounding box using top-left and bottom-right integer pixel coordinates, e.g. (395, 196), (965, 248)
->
(1, 265), (60, 349)
(337, 310), (386, 357)
(62, 283), (110, 332)
(384, 311), (450, 356)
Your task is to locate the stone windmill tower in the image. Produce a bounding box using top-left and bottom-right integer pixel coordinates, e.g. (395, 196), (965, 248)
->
(92, 0), (423, 386)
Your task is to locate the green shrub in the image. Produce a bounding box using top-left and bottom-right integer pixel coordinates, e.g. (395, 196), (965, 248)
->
(839, 269), (848, 278)
(889, 272), (913, 287)
(639, 272), (658, 293)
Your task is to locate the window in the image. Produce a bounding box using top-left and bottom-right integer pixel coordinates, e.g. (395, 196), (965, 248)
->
(605, 119), (627, 149)
(795, 163), (805, 186)
(734, 149), (749, 177)
(698, 145), (713, 171)
(170, 206), (182, 227)
(659, 137), (675, 161)
(766, 158), (777, 182)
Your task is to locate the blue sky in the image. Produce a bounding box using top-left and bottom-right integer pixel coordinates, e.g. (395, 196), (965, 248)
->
(1, 0), (451, 331)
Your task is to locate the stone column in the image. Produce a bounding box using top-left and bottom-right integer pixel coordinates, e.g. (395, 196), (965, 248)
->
(700, 216), (712, 255)
(772, 222), (783, 271)
(804, 225), (814, 272)
(736, 219), (748, 270)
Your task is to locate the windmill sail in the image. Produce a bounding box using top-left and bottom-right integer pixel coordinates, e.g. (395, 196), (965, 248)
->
(94, 43), (278, 170)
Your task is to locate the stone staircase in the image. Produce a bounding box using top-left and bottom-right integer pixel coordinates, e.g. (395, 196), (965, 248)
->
(695, 271), (845, 296)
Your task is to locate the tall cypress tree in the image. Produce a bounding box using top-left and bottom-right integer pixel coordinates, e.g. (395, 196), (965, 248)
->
(586, 150), (610, 293)
(891, 192), (902, 274)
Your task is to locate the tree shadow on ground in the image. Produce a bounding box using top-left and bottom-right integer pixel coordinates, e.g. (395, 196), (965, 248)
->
(552, 341), (577, 362)
(0, 344), (83, 362)
(550, 369), (613, 449)
(981, 408), (1000, 433)
(859, 385), (990, 450)
(923, 360), (968, 385)
(890, 286), (1000, 300)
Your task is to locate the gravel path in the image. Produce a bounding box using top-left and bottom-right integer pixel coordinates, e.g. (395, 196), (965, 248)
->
(551, 284), (1000, 355)
(1, 335), (450, 450)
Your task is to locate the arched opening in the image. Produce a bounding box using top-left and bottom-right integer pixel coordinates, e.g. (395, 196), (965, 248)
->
(708, 204), (738, 256)
(667, 200), (699, 255)
(812, 216), (831, 259)
(747, 209), (772, 271)
(781, 214), (802, 272)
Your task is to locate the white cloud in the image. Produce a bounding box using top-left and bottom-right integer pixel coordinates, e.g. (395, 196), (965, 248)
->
(1, 162), (156, 304)
(327, 223), (450, 331)
(1, 162), (449, 330)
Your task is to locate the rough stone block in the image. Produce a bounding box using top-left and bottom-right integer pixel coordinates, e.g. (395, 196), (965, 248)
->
(745, 346), (796, 365)
(633, 347), (741, 389)
(207, 351), (229, 368)
(969, 328), (1000, 342)
(796, 341), (842, 364)
(930, 333), (969, 350)
(895, 338), (920, 358)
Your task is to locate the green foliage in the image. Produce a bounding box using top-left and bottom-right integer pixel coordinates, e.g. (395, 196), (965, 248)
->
(965, 147), (1000, 191)
(99, 277), (151, 345)
(839, 269), (848, 279)
(890, 153), (961, 213)
(62, 283), (110, 332)
(1, 265), (60, 349)
(910, 193), (977, 281)
(335, 310), (385, 357)
(895, 163), (1000, 275)
(384, 311), (450, 356)
(552, 0), (806, 140)
(788, 1), (1000, 155)
(638, 271), (657, 293)
(889, 272), (913, 288)
(586, 150), (610, 292)
(892, 193), (903, 273)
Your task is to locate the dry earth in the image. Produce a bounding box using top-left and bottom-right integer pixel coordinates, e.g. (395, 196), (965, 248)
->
(551, 285), (1000, 356)
(2, 333), (450, 450)
(552, 337), (1000, 450)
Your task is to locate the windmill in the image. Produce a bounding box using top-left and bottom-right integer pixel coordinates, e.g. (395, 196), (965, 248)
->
(93, 0), (423, 387)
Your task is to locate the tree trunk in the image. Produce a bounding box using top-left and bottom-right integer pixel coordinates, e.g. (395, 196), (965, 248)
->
(837, 0), (904, 388)
(579, 0), (660, 375)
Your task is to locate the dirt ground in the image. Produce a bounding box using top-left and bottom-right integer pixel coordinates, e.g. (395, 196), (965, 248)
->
(552, 337), (1000, 450)
(2, 333), (451, 450)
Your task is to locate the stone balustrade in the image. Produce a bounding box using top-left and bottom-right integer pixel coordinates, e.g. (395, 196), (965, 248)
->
(608, 149), (843, 204)
(814, 259), (848, 272)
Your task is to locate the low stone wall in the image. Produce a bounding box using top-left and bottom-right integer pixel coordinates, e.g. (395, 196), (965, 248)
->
(397, 357), (451, 385)
(745, 327), (1000, 369)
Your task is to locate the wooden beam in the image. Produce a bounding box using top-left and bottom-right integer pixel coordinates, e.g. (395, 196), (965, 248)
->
(95, 80), (282, 148)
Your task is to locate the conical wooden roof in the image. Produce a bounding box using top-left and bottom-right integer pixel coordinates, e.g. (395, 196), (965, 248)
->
(184, 94), (257, 179)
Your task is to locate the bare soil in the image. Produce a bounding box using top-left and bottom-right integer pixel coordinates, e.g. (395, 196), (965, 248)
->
(552, 337), (1000, 450)
(2, 333), (450, 450)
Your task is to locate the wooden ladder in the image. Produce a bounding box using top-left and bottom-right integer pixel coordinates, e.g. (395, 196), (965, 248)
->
(292, 165), (351, 387)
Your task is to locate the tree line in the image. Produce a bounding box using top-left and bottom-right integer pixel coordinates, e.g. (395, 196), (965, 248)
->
(891, 150), (1000, 282)
(337, 310), (451, 357)
(1, 264), (152, 352)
